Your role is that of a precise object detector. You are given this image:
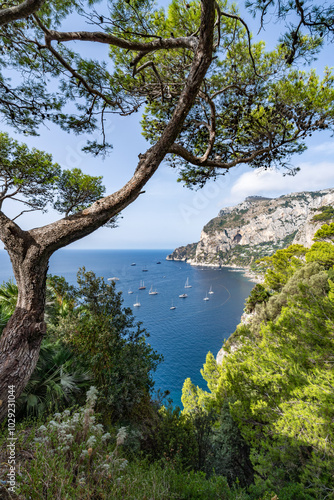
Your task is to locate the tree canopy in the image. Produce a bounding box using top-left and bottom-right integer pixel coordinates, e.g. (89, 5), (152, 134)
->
(0, 132), (105, 220)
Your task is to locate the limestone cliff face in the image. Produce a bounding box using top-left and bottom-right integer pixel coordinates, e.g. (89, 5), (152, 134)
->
(167, 188), (334, 268)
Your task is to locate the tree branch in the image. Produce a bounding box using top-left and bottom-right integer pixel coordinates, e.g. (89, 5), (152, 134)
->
(133, 60), (165, 100)
(44, 29), (198, 53)
(220, 10), (262, 78)
(198, 89), (216, 162)
(0, 0), (44, 26)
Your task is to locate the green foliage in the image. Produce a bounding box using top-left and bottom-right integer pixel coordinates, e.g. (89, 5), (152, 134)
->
(53, 168), (105, 216)
(141, 404), (200, 472)
(306, 241), (334, 268)
(51, 268), (162, 423)
(311, 205), (334, 223)
(258, 244), (307, 291)
(16, 341), (91, 419)
(221, 280), (334, 496)
(313, 221), (334, 241)
(0, 132), (60, 213)
(244, 284), (271, 313)
(208, 402), (254, 488)
(0, 278), (18, 315)
(0, 132), (107, 220)
(46, 274), (77, 321)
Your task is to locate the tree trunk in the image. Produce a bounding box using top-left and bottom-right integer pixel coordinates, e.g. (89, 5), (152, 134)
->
(0, 248), (48, 422)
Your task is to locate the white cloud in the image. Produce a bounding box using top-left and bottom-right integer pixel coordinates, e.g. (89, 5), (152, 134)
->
(229, 162), (334, 202)
(312, 142), (334, 155)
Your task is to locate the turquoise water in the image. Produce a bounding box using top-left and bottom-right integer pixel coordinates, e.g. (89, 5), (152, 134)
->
(0, 249), (254, 407)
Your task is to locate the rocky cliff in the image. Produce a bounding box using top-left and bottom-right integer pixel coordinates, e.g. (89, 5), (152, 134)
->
(167, 188), (334, 268)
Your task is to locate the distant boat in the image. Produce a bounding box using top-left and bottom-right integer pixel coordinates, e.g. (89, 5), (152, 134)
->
(133, 296), (141, 307)
(203, 292), (209, 301)
(128, 289), (133, 294)
(142, 266), (148, 272)
(170, 300), (176, 310)
(179, 293), (188, 298)
(156, 261), (161, 264)
(138, 281), (146, 290)
(108, 277), (119, 281)
(149, 285), (158, 295)
(131, 263), (136, 266)
(184, 278), (192, 289)
(208, 286), (214, 295)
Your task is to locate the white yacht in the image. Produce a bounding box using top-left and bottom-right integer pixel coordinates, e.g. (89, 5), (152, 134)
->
(208, 286), (214, 294)
(184, 278), (192, 288)
(133, 296), (141, 307)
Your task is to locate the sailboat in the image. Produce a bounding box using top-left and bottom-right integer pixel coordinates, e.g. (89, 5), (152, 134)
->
(170, 300), (176, 310)
(208, 286), (214, 295)
(184, 277), (192, 288)
(138, 281), (146, 290)
(133, 296), (141, 307)
(128, 288), (133, 294)
(149, 285), (158, 295)
(203, 292), (209, 301)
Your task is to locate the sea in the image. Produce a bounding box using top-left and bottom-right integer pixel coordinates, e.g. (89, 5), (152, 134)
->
(0, 249), (254, 408)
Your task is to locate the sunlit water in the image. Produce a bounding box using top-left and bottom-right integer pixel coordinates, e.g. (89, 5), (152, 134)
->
(0, 249), (254, 407)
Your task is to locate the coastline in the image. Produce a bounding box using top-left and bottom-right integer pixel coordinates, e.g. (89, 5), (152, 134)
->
(166, 256), (263, 284)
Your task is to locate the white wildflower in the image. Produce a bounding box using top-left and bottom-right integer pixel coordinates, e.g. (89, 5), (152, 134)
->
(86, 435), (97, 448)
(38, 425), (47, 432)
(86, 386), (98, 407)
(116, 427), (127, 446)
(48, 420), (59, 427)
(101, 432), (111, 442)
(119, 460), (128, 470)
(94, 424), (104, 433)
(58, 445), (69, 452)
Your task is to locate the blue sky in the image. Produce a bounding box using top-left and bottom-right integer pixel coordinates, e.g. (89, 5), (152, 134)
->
(2, 1), (334, 250)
